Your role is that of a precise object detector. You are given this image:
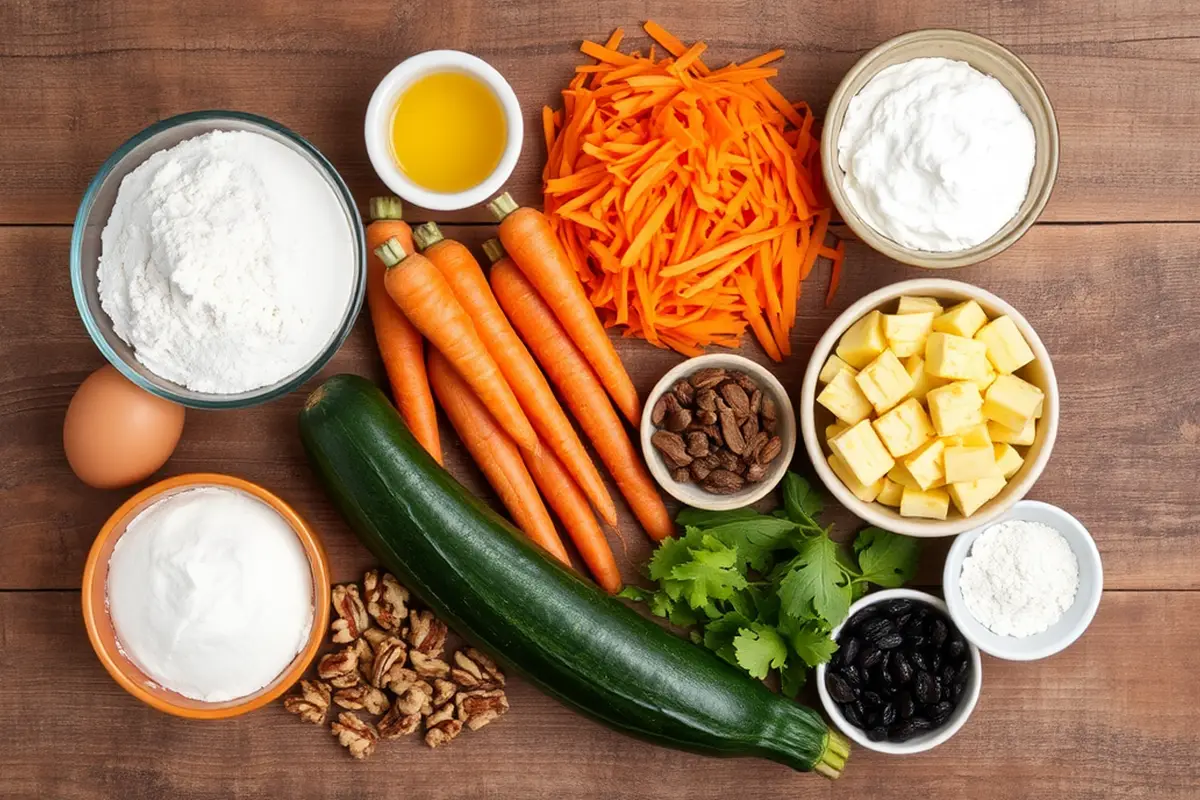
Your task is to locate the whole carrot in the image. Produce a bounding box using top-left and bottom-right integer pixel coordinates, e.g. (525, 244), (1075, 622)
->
(414, 223), (617, 526)
(490, 258), (674, 542)
(522, 442), (623, 594)
(375, 237), (538, 453)
(363, 197), (442, 464)
(426, 351), (571, 565)
(488, 192), (642, 426)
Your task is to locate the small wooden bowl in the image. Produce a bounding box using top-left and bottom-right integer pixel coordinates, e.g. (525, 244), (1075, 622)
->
(81, 473), (331, 719)
(821, 29), (1059, 269)
(799, 279), (1058, 537)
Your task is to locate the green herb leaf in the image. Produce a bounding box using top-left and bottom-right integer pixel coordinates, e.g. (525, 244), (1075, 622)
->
(702, 611), (753, 666)
(778, 533), (852, 625)
(705, 517), (798, 572)
(854, 527), (921, 588)
(668, 534), (747, 608)
(786, 620), (839, 667)
(733, 623), (789, 679)
(647, 590), (677, 620)
(676, 507), (762, 528)
(782, 473), (824, 526)
(616, 585), (652, 603)
(647, 533), (695, 583)
(779, 657), (808, 697)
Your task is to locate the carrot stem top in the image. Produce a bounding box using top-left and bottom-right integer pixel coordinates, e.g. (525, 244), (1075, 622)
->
(374, 237), (410, 268)
(412, 222), (445, 252)
(487, 192), (520, 222)
(481, 238), (506, 265)
(368, 196), (404, 222)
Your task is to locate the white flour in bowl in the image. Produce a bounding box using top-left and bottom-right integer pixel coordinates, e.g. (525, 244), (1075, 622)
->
(98, 129), (354, 394)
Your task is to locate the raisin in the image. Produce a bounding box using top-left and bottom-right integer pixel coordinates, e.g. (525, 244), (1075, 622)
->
(858, 646), (883, 671)
(867, 726), (888, 742)
(930, 701), (954, 725)
(841, 701), (864, 729)
(862, 690), (884, 709)
(946, 635), (967, 661)
(907, 649), (928, 673)
(841, 664), (861, 686)
(826, 672), (856, 704)
(884, 599), (914, 616)
(860, 617), (895, 644)
(910, 716), (934, 730)
(888, 721), (917, 742)
(839, 636), (861, 667)
(914, 670), (939, 704)
(876, 633), (905, 650)
(931, 618), (948, 648)
(846, 608), (878, 631)
(896, 691), (915, 720)
(890, 651), (913, 685)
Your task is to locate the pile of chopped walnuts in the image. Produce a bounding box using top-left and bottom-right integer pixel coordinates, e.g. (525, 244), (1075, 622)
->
(283, 570), (509, 760)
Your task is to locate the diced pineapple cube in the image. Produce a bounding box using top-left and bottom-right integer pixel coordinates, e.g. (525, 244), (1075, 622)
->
(993, 443), (1025, 478)
(939, 435), (964, 449)
(883, 312), (935, 358)
(926, 332), (990, 381)
(925, 381), (985, 437)
(828, 420), (895, 486)
(836, 310), (887, 369)
(1033, 397), (1044, 419)
(897, 296), (944, 315)
(903, 354), (947, 402)
(988, 417), (1036, 446)
(967, 358), (998, 393)
(900, 487), (951, 520)
(817, 369), (874, 425)
(856, 350), (916, 414)
(948, 477), (1007, 517)
(828, 454), (884, 503)
(958, 423), (992, 448)
(888, 462), (921, 490)
(944, 445), (999, 483)
(983, 374), (1045, 431)
(818, 354), (858, 384)
(872, 398), (935, 458)
(974, 315), (1035, 374)
(825, 422), (848, 444)
(903, 438), (947, 491)
(877, 478), (905, 507)
(932, 300), (988, 338)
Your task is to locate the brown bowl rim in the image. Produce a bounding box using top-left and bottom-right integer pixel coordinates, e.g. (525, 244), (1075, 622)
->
(820, 28), (1060, 269)
(81, 473), (331, 719)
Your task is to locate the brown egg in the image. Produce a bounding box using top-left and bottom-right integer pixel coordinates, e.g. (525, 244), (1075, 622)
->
(64, 365), (186, 489)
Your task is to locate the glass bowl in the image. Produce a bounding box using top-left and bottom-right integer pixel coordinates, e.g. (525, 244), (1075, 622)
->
(70, 110), (366, 409)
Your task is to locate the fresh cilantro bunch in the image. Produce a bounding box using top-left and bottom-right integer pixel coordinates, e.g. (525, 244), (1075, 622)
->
(619, 473), (920, 696)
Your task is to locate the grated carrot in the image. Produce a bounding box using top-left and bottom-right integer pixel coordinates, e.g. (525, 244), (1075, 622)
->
(542, 22), (841, 360)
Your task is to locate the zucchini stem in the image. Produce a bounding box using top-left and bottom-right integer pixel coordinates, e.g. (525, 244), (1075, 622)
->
(814, 730), (851, 780)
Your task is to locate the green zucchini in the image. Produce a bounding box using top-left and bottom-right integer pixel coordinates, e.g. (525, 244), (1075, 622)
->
(300, 374), (849, 778)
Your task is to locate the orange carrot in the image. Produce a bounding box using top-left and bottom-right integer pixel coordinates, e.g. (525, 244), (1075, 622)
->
(426, 351), (570, 565)
(374, 237), (539, 453)
(363, 197), (442, 464)
(521, 441), (623, 593)
(412, 224), (618, 526)
(490, 258), (674, 542)
(540, 22), (840, 357)
(487, 192), (642, 426)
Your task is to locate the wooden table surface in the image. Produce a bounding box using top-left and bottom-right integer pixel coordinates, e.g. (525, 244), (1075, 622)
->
(2, 1), (1198, 798)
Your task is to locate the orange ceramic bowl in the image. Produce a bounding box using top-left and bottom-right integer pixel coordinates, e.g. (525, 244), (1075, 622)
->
(81, 473), (331, 719)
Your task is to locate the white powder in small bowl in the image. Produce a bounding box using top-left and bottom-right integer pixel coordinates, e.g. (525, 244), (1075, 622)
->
(98, 129), (355, 394)
(959, 519), (1079, 638)
(106, 486), (314, 702)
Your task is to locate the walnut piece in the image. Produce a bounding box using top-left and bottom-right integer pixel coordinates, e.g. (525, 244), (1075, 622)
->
(333, 684), (390, 715)
(450, 648), (506, 690)
(351, 638), (374, 683)
(283, 679), (331, 725)
(431, 678), (457, 707)
(331, 712), (378, 760)
(371, 636), (408, 688)
(317, 647), (361, 689)
(330, 584), (369, 644)
(424, 702), (463, 748)
(377, 699), (422, 739)
(406, 609), (448, 657)
(456, 689), (509, 732)
(364, 570), (410, 633)
(383, 666), (420, 696)
(394, 680), (434, 716)
(410, 650), (450, 679)
(362, 627), (390, 652)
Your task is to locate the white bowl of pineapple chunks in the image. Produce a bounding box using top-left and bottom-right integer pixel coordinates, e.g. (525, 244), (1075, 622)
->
(800, 279), (1058, 537)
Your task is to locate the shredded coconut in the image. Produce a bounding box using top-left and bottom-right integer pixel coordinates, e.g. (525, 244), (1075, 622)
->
(959, 519), (1079, 638)
(98, 130), (354, 394)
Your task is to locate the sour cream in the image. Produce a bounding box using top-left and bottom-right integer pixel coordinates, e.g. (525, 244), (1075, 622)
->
(837, 57), (1036, 253)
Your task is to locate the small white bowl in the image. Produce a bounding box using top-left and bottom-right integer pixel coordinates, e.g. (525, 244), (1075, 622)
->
(640, 354), (796, 511)
(364, 50), (523, 211)
(943, 500), (1103, 661)
(800, 278), (1058, 537)
(816, 589), (983, 755)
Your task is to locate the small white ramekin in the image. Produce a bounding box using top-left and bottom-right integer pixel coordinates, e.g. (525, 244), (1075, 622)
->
(364, 50), (523, 212)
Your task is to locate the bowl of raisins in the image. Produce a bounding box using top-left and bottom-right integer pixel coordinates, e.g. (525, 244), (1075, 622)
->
(817, 588), (982, 754)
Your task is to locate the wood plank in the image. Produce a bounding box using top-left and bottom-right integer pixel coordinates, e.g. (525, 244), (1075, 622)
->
(2, 0), (1200, 224)
(1, 222), (1197, 590)
(0, 589), (1195, 799)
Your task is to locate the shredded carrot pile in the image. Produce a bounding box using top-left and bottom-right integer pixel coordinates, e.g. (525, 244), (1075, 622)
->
(541, 22), (844, 360)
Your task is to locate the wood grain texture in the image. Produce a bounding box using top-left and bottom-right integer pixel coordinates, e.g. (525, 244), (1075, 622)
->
(2, 0), (1200, 224)
(1, 223), (1197, 590)
(1, 590), (1195, 799)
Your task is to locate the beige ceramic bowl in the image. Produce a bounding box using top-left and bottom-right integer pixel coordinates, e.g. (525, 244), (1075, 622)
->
(641, 354), (796, 511)
(821, 29), (1059, 269)
(799, 279), (1058, 537)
